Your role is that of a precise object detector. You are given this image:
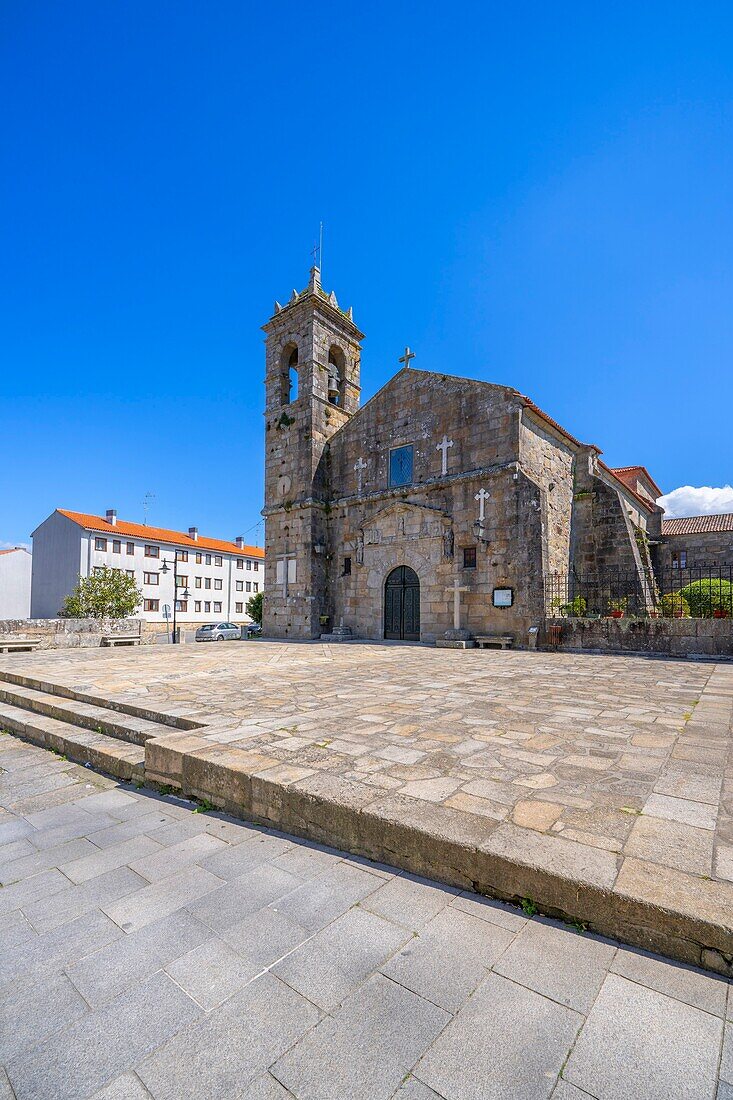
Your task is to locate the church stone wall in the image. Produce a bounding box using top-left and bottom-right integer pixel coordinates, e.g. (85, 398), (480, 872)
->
(654, 531), (733, 571)
(519, 414), (575, 577)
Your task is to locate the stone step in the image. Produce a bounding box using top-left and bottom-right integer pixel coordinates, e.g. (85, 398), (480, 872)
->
(0, 682), (174, 748)
(0, 670), (201, 732)
(0, 702), (145, 782)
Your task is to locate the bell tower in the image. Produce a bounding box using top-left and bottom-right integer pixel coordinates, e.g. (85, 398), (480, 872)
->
(262, 267), (363, 638)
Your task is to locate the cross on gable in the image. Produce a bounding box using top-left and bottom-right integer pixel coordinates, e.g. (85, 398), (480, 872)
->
(398, 346), (415, 368)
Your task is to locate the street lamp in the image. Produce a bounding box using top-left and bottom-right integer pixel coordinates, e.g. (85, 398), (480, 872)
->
(160, 551), (191, 644)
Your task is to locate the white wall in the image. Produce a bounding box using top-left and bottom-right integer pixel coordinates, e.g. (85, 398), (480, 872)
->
(0, 549), (32, 618)
(31, 512), (85, 617)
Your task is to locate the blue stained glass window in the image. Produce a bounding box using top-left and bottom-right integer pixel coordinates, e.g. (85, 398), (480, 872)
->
(389, 445), (414, 487)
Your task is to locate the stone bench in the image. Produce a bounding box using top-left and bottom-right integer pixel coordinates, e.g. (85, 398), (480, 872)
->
(474, 635), (514, 650)
(101, 635), (141, 647)
(0, 638), (41, 653)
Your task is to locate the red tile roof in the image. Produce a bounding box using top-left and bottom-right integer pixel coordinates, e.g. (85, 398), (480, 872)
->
(56, 510), (264, 557)
(0, 547), (28, 556)
(661, 514), (733, 536)
(610, 465), (663, 499)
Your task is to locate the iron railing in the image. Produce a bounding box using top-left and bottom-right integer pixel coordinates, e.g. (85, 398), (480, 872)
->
(545, 565), (733, 619)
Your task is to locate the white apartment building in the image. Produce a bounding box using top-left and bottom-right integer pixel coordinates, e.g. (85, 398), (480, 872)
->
(31, 508), (263, 623)
(0, 547), (32, 619)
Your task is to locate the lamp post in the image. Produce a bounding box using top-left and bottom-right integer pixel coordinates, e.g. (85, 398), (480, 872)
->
(160, 551), (191, 644)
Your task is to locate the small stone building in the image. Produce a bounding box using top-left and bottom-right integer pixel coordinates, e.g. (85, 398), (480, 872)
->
(262, 268), (732, 642)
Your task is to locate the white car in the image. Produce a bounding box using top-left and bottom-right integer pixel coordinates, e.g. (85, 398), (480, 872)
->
(195, 622), (241, 642)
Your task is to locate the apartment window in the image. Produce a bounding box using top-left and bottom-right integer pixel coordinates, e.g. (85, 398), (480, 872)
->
(195, 577), (202, 589)
(214, 579), (222, 591)
(236, 559), (243, 570)
(204, 601), (211, 613)
(144, 545), (159, 558)
(143, 599), (159, 612)
(235, 602), (243, 614)
(194, 601), (201, 612)
(177, 575), (188, 587)
(236, 581), (243, 592)
(253, 582), (259, 592)
(196, 552), (202, 564)
(178, 550), (188, 562)
(214, 556), (222, 567)
(205, 578), (211, 590)
(253, 561), (259, 571)
(95, 537), (107, 551)
(343, 556), (352, 576)
(246, 560), (252, 570)
(213, 601), (222, 613)
(672, 550), (688, 569)
(205, 554), (212, 566)
(175, 600), (188, 612)
(126, 542), (135, 556)
(112, 540), (121, 554)
(246, 581), (251, 592)
(126, 570), (135, 578)
(463, 546), (477, 569)
(143, 572), (159, 585)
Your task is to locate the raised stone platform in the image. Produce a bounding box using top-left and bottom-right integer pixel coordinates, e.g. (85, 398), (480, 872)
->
(1, 642), (732, 974)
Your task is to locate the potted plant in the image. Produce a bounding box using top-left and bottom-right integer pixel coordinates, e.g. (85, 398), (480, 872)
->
(659, 592), (690, 619)
(714, 608), (729, 619)
(608, 598), (628, 619)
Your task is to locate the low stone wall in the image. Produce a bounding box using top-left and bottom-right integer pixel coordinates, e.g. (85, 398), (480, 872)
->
(545, 616), (733, 657)
(0, 618), (149, 649)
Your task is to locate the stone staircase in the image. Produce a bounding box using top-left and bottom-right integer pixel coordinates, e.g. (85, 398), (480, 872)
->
(0, 672), (198, 783)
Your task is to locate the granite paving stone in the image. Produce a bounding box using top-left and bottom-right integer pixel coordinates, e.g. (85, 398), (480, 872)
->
(0, 972), (89, 1063)
(610, 946), (729, 1016)
(0, 908), (124, 992)
(360, 872), (460, 930)
(136, 973), (320, 1100)
(60, 834), (162, 885)
(22, 865), (147, 933)
(268, 861), (386, 931)
(0, 836), (99, 885)
(415, 972), (583, 1100)
(565, 973), (723, 1099)
(219, 906), (311, 978)
(382, 906), (515, 1012)
(102, 864), (225, 933)
(6, 972), (202, 1100)
(273, 905), (411, 1010)
(271, 973), (451, 1100)
(164, 935), (257, 1010)
(493, 918), (617, 1013)
(186, 862), (304, 932)
(89, 1073), (152, 1100)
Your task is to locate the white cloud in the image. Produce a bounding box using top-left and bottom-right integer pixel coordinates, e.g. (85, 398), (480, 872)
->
(657, 485), (733, 518)
(0, 541), (31, 552)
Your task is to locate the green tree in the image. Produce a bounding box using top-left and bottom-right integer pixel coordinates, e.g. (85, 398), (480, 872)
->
(60, 568), (142, 619)
(246, 590), (263, 625)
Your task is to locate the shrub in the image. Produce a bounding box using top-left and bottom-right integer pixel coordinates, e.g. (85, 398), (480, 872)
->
(60, 568), (142, 619)
(559, 595), (587, 617)
(678, 579), (733, 618)
(659, 591), (690, 618)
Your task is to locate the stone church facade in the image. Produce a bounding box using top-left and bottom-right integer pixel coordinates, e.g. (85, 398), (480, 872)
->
(262, 268), (731, 643)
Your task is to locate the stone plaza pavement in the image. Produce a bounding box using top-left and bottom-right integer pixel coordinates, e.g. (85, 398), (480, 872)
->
(1, 733), (732, 1100)
(1, 642), (732, 970)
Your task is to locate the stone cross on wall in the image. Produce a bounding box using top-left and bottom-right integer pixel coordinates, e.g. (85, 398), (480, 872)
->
(354, 457), (367, 493)
(398, 346), (415, 368)
(436, 435), (454, 476)
(445, 578), (470, 630)
(475, 487), (490, 523)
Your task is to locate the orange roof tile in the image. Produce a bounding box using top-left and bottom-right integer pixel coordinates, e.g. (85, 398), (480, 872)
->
(0, 547), (28, 556)
(662, 514), (733, 536)
(610, 465), (663, 499)
(56, 510), (263, 557)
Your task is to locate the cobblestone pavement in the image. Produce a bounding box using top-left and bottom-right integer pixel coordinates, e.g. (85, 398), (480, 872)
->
(0, 732), (732, 1100)
(2, 642), (732, 889)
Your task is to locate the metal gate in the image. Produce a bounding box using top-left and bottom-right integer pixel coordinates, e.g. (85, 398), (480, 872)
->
(384, 566), (420, 641)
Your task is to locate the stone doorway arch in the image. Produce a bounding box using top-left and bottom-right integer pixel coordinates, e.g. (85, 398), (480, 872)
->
(384, 566), (421, 641)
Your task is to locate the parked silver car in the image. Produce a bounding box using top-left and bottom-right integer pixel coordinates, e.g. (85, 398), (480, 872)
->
(195, 622), (241, 642)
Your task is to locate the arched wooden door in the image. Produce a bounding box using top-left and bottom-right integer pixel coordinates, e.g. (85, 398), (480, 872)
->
(384, 566), (420, 641)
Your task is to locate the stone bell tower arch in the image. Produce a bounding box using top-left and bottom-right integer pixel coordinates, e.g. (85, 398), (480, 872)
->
(262, 267), (364, 638)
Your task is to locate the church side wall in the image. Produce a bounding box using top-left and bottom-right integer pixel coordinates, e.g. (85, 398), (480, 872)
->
(518, 416), (575, 577)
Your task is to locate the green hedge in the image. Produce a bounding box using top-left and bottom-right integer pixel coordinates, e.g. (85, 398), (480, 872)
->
(678, 579), (733, 618)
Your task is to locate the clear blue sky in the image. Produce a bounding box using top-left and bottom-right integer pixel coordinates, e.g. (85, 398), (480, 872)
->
(3, 2), (733, 547)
